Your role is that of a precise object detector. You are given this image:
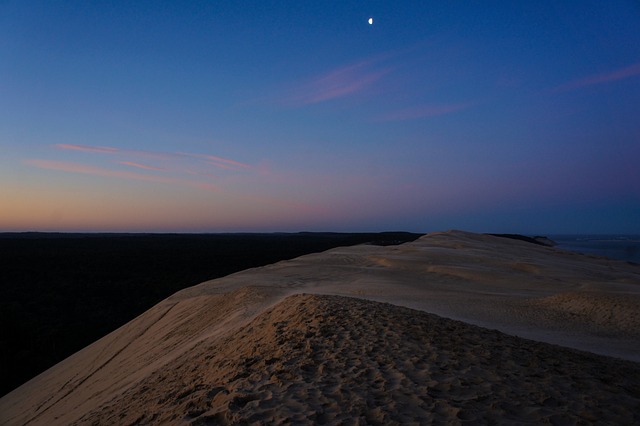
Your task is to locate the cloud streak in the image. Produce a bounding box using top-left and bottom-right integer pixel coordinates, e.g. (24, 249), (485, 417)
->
(278, 57), (393, 106)
(552, 62), (640, 92)
(55, 144), (119, 154)
(380, 101), (476, 122)
(26, 159), (219, 191)
(32, 143), (256, 191)
(179, 152), (252, 171)
(54, 143), (253, 172)
(119, 161), (166, 171)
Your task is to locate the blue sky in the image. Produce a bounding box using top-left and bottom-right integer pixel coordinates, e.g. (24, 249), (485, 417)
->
(1, 1), (639, 233)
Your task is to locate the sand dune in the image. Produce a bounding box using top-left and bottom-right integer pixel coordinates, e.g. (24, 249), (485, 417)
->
(1, 230), (639, 424)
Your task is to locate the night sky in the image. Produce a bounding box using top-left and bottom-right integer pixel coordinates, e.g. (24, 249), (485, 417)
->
(2, 1), (639, 233)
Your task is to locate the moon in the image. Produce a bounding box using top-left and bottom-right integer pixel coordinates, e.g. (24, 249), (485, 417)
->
(368, 17), (373, 25)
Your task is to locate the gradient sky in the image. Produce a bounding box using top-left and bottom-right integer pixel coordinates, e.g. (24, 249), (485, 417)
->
(1, 1), (639, 233)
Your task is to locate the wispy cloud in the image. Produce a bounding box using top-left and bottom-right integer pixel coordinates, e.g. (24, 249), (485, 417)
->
(54, 143), (252, 172)
(278, 57), (393, 106)
(55, 144), (119, 154)
(552, 62), (640, 92)
(26, 159), (219, 191)
(33, 143), (256, 191)
(380, 101), (475, 122)
(179, 152), (252, 171)
(118, 161), (166, 171)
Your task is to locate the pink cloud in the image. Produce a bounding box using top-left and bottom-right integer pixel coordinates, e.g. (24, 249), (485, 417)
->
(180, 152), (252, 171)
(118, 161), (166, 171)
(552, 62), (640, 92)
(25, 159), (218, 191)
(380, 101), (475, 121)
(56, 143), (172, 160)
(55, 144), (119, 154)
(280, 59), (392, 106)
(54, 143), (252, 173)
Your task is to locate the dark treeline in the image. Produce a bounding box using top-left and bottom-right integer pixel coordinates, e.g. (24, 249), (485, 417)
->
(0, 232), (421, 397)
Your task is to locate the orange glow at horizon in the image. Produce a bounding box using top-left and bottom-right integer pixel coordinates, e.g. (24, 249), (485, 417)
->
(0, 174), (337, 232)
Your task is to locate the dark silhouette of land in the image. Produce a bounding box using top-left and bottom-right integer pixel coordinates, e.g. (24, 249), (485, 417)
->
(0, 232), (421, 397)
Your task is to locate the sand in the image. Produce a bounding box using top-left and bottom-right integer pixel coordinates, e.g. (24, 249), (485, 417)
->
(1, 230), (639, 424)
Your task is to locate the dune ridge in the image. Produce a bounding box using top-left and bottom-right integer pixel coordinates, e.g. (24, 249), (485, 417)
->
(78, 294), (640, 425)
(1, 230), (639, 424)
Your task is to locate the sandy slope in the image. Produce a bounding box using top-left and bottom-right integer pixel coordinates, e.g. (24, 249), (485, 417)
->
(1, 230), (639, 425)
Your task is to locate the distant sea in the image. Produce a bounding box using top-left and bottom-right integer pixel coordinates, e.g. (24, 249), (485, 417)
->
(550, 235), (640, 264)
